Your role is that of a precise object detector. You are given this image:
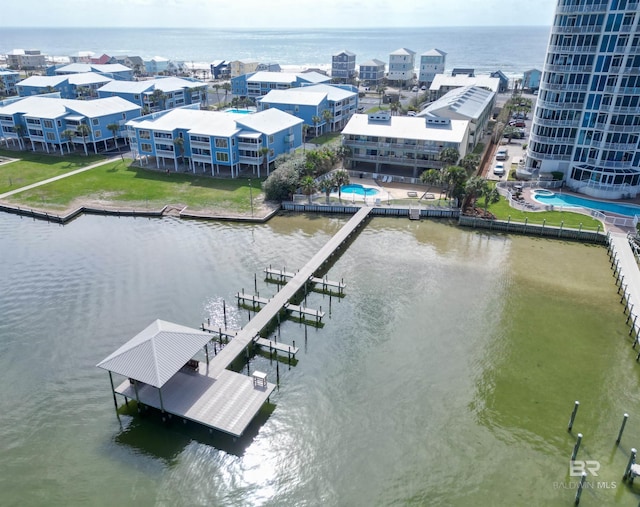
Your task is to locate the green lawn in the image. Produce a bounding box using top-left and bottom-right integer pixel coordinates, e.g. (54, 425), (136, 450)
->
(6, 160), (263, 214)
(481, 195), (603, 230)
(308, 133), (341, 146)
(0, 149), (106, 194)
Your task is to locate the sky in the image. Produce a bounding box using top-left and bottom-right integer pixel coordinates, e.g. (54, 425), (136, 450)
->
(2, 0), (558, 28)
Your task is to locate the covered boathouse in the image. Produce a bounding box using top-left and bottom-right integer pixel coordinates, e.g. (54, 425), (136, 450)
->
(97, 319), (275, 438)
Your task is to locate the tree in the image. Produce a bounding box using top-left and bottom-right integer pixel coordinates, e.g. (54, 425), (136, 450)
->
(302, 124), (309, 154)
(214, 83), (221, 105)
(107, 123), (120, 149)
(300, 175), (317, 204)
(76, 124), (91, 156)
(322, 109), (332, 133)
(333, 169), (350, 202)
(503, 126), (519, 144)
(389, 101), (400, 116)
(318, 174), (335, 204)
(61, 129), (76, 154)
(460, 153), (480, 175)
(377, 85), (387, 106)
(263, 164), (299, 202)
(311, 115), (321, 137)
(442, 165), (468, 202)
(222, 82), (231, 105)
(464, 176), (486, 209)
(173, 136), (185, 167)
(150, 88), (167, 111)
(259, 146), (270, 177)
(480, 184), (500, 216)
(439, 147), (460, 166)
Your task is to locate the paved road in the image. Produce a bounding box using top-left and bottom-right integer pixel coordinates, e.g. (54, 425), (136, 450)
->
(0, 156), (122, 200)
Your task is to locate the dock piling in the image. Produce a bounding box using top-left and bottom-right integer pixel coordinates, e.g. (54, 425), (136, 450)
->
(574, 472), (587, 505)
(568, 401), (580, 432)
(223, 300), (227, 328)
(571, 433), (583, 461)
(624, 448), (637, 482)
(616, 413), (629, 445)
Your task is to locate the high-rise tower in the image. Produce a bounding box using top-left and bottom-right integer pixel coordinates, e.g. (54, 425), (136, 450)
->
(524, 0), (640, 199)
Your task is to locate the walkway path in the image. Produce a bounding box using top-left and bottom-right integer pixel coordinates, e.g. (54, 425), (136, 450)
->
(609, 232), (640, 338)
(0, 156), (121, 200)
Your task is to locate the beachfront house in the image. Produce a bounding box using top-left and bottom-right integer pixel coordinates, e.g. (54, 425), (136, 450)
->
(490, 70), (509, 93)
(144, 57), (170, 75)
(387, 48), (416, 87)
(69, 51), (96, 64)
(231, 71), (331, 99)
(522, 68), (542, 91)
(418, 49), (446, 86)
(0, 70), (20, 96)
(331, 50), (356, 83)
(52, 63), (133, 81)
(0, 95), (141, 154)
(358, 59), (385, 87)
(229, 59), (262, 79)
(417, 85), (495, 151)
(341, 111), (469, 178)
(127, 106), (302, 177)
(6, 49), (46, 70)
(98, 77), (207, 111)
(17, 73), (114, 99)
(210, 60), (231, 80)
(429, 74), (501, 101)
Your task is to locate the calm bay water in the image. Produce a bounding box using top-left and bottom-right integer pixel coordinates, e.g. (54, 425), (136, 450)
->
(0, 26), (550, 78)
(0, 211), (639, 506)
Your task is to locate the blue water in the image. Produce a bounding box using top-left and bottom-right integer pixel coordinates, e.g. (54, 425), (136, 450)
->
(0, 26), (550, 78)
(534, 192), (640, 217)
(341, 184), (380, 196)
(225, 108), (254, 114)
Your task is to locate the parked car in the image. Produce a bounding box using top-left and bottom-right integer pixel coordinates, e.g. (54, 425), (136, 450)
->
(493, 162), (505, 176)
(496, 149), (509, 161)
(509, 120), (526, 128)
(411, 86), (419, 92)
(407, 111), (417, 116)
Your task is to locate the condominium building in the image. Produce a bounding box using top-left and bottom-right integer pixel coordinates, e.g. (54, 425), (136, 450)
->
(524, 0), (640, 199)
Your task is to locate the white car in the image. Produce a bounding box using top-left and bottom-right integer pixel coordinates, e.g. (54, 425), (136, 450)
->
(411, 86), (419, 92)
(493, 163), (505, 176)
(496, 149), (508, 161)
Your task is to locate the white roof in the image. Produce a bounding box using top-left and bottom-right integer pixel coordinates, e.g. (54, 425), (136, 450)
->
(299, 71), (331, 84)
(17, 75), (68, 87)
(342, 113), (468, 144)
(236, 108), (303, 135)
(430, 74), (501, 93)
(422, 48), (447, 57)
(129, 108), (242, 137)
(247, 71), (300, 84)
(96, 319), (213, 388)
(151, 77), (206, 92)
(67, 72), (113, 85)
(260, 89), (326, 106)
(298, 83), (356, 101)
(333, 49), (355, 57)
(390, 48), (416, 56)
(419, 86), (494, 121)
(360, 59), (385, 67)
(56, 63), (131, 74)
(0, 70), (20, 76)
(98, 80), (155, 94)
(0, 95), (140, 119)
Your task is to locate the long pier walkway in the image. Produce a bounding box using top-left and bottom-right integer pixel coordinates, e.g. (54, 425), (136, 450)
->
(208, 206), (372, 377)
(608, 232), (640, 342)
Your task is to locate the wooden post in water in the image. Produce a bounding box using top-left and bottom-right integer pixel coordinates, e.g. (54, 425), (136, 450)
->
(623, 448), (637, 482)
(205, 344), (209, 365)
(571, 433), (583, 461)
(574, 472), (587, 505)
(223, 299), (227, 328)
(616, 413), (629, 445)
(254, 272), (257, 293)
(568, 401), (580, 432)
(108, 371), (119, 413)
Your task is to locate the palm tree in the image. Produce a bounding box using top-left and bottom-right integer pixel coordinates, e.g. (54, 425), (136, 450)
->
(61, 129), (76, 154)
(311, 115), (321, 137)
(259, 146), (270, 177)
(76, 124), (91, 156)
(214, 83), (221, 105)
(302, 124), (309, 154)
(173, 137), (185, 168)
(322, 109), (332, 133)
(333, 169), (350, 202)
(460, 153), (480, 175)
(150, 88), (167, 111)
(439, 147), (460, 166)
(377, 85), (387, 107)
(442, 165), (468, 202)
(318, 174), (335, 204)
(13, 124), (26, 150)
(464, 176), (486, 210)
(480, 184), (501, 216)
(389, 101), (400, 116)
(107, 123), (120, 149)
(222, 82), (231, 105)
(300, 175), (317, 204)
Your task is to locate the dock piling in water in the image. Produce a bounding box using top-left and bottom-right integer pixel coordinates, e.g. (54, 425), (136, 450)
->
(616, 413), (629, 445)
(568, 401), (580, 432)
(571, 433), (583, 461)
(574, 472), (587, 505)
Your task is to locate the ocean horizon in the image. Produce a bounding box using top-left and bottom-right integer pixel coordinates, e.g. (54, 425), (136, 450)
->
(0, 26), (551, 79)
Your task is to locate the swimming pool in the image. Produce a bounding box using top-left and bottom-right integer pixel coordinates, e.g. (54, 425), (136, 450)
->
(341, 184), (380, 196)
(533, 190), (640, 217)
(225, 108), (254, 114)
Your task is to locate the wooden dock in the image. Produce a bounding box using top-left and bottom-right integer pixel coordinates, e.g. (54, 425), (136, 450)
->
(236, 292), (270, 308)
(284, 302), (325, 322)
(264, 267), (346, 294)
(608, 232), (640, 345)
(206, 206), (372, 379)
(253, 337), (299, 356)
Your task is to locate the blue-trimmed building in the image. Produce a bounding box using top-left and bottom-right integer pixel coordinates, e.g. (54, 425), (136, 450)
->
(17, 73), (113, 99)
(97, 76), (207, 111)
(49, 63), (134, 81)
(232, 71), (331, 99)
(0, 95), (141, 154)
(331, 50), (356, 82)
(259, 83), (358, 134)
(127, 106), (302, 177)
(0, 70), (20, 96)
(359, 59), (385, 87)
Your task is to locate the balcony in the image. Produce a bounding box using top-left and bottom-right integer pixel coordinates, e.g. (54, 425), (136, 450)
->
(155, 149), (175, 158)
(604, 124), (639, 133)
(529, 132), (575, 145)
(544, 63), (593, 73)
(547, 45), (598, 54)
(553, 25), (602, 34)
(543, 83), (588, 91)
(239, 155), (260, 164)
(534, 118), (581, 128)
(238, 141), (261, 150)
(555, 4), (608, 13)
(536, 98), (584, 110)
(590, 140), (638, 151)
(190, 140), (211, 149)
(191, 153), (212, 163)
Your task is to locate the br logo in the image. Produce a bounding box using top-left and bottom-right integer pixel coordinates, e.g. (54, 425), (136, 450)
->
(570, 460), (601, 477)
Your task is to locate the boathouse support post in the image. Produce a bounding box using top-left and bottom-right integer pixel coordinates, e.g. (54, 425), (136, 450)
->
(108, 371), (118, 413)
(568, 401), (580, 432)
(158, 388), (165, 414)
(574, 472), (586, 505)
(624, 448), (637, 482)
(205, 344), (209, 365)
(616, 413), (629, 445)
(571, 433), (583, 461)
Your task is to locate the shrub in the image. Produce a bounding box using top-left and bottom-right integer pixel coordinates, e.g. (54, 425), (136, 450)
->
(551, 171), (564, 181)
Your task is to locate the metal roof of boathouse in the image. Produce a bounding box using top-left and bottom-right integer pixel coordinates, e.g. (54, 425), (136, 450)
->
(96, 319), (213, 388)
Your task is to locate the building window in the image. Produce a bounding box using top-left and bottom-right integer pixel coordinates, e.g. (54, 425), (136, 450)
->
(216, 152), (229, 162)
(46, 132), (56, 140)
(43, 120), (53, 129)
(215, 138), (228, 148)
(92, 118), (99, 126)
(95, 130), (101, 138)
(141, 143), (152, 152)
(268, 135), (274, 144)
(140, 130), (150, 139)
(57, 120), (62, 127)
